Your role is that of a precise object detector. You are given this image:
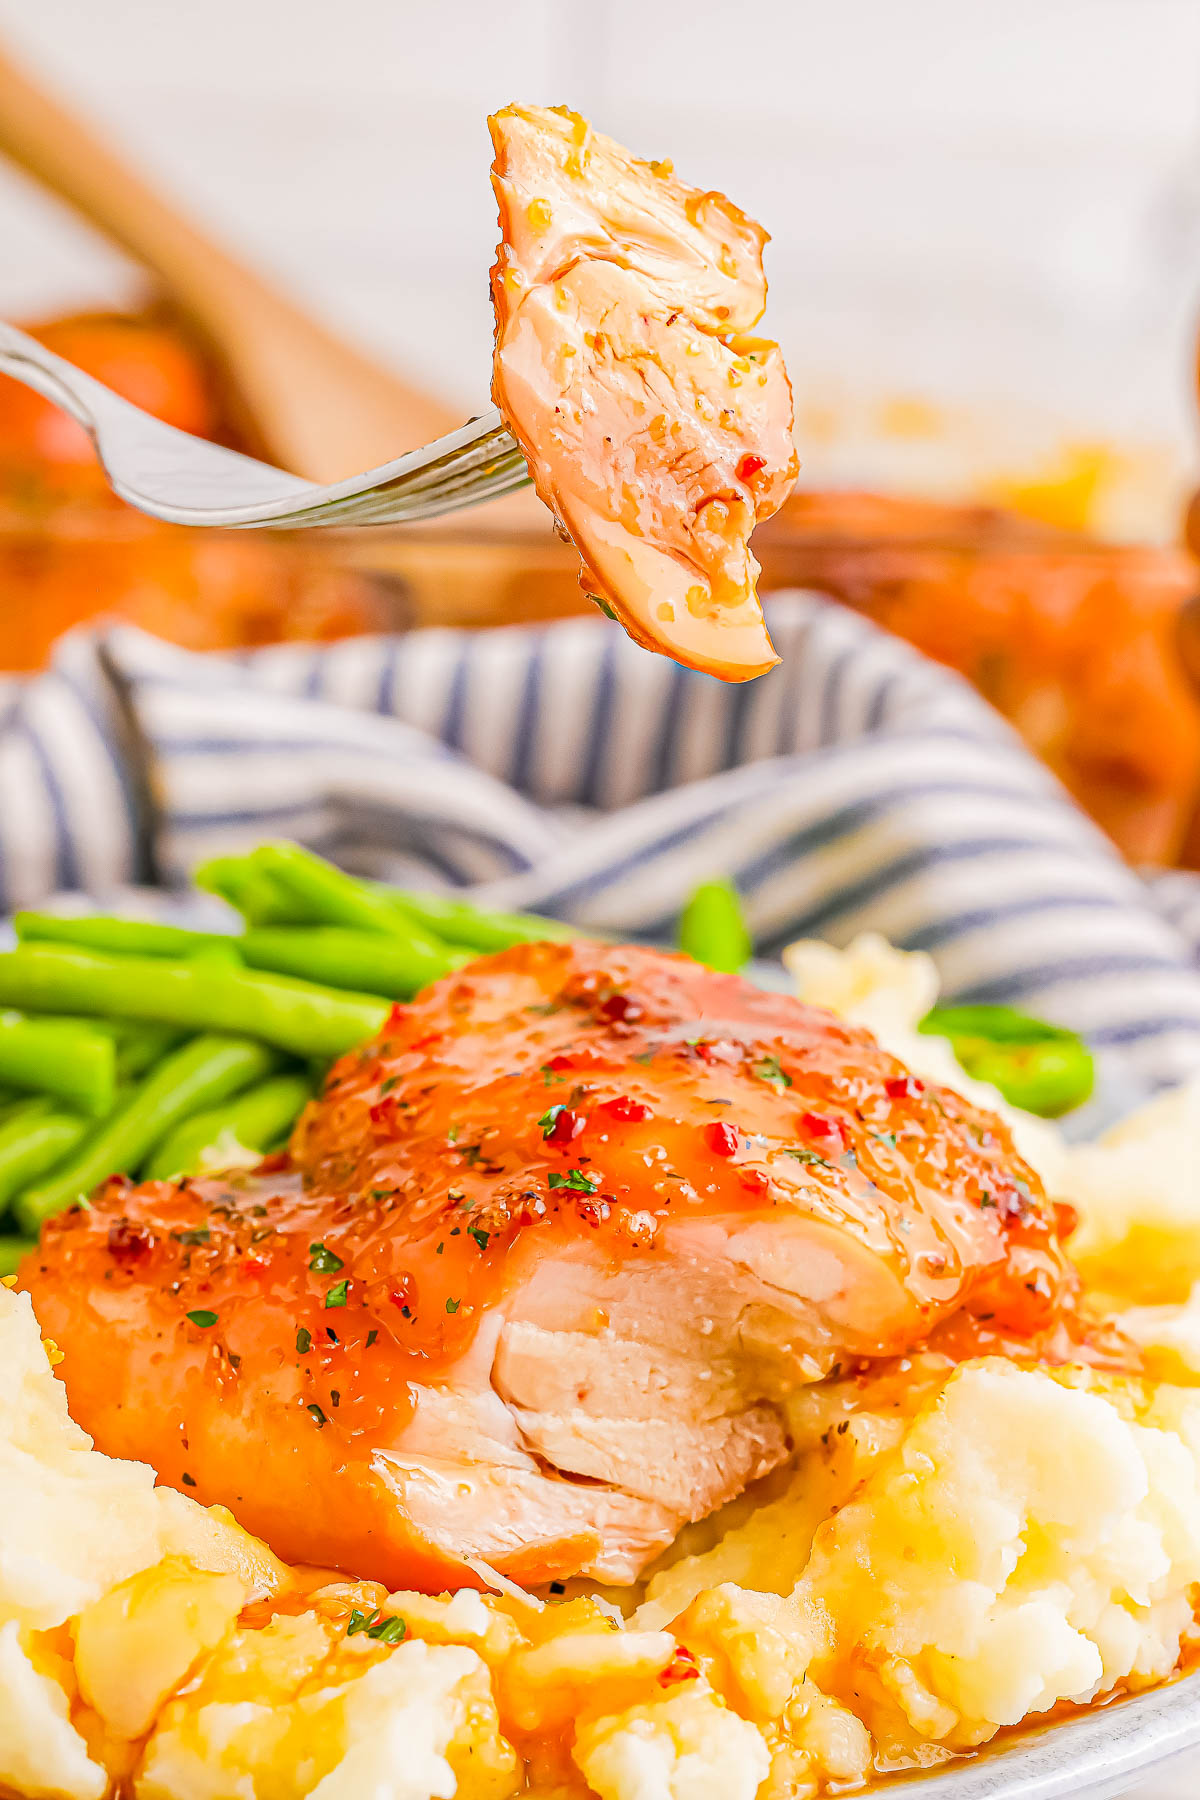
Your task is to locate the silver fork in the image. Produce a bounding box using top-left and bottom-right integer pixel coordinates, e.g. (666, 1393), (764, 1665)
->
(0, 320), (531, 528)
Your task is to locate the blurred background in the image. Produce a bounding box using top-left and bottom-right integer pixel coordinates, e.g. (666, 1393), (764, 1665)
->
(5, 0), (1200, 860)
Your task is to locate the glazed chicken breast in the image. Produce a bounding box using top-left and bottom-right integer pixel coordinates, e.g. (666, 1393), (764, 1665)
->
(490, 105), (798, 682)
(22, 943), (1072, 1592)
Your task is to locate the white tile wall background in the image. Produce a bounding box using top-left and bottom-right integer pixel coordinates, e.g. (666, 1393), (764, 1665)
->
(0, 5), (1197, 1793)
(4, 0), (1200, 521)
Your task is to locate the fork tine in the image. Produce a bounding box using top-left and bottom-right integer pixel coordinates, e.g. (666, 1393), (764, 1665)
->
(265, 422), (531, 529)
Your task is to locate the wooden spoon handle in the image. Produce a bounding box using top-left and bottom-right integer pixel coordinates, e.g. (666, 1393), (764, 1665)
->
(0, 44), (459, 479)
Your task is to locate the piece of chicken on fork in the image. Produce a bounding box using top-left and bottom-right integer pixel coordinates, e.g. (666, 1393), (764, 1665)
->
(22, 943), (1075, 1593)
(490, 105), (798, 682)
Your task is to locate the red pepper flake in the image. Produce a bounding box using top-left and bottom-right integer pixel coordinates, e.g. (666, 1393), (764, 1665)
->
(885, 1075), (925, 1100)
(597, 993), (644, 1026)
(739, 1167), (770, 1197)
(546, 1108), (586, 1145)
(799, 1110), (847, 1150)
(383, 1004), (406, 1034)
(603, 1095), (652, 1123)
(659, 1645), (701, 1686)
(736, 453), (766, 483)
(255, 1150), (292, 1176)
(369, 1095), (399, 1130)
(388, 1277), (415, 1314)
(239, 1253), (270, 1280)
(106, 1218), (154, 1265)
(703, 1120), (740, 1158)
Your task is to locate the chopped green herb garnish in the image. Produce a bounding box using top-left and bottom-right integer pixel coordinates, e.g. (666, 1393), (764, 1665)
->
(752, 1055), (792, 1091)
(784, 1148), (829, 1167)
(366, 1328), (379, 1346)
(445, 1297), (461, 1314)
(468, 1227), (491, 1251)
(308, 1241), (344, 1274)
(296, 1327), (312, 1354)
(347, 1608), (407, 1643)
(368, 1614), (407, 1644)
(174, 1227), (211, 1246)
(874, 1131), (898, 1148)
(325, 1279), (349, 1309)
(307, 1403), (328, 1428)
(548, 1168), (598, 1193)
(380, 1076), (398, 1094)
(436, 1242), (445, 1254)
(186, 1309), (218, 1329)
(539, 1105), (565, 1136)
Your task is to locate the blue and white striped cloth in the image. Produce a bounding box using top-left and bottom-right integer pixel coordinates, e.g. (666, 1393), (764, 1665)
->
(3, 591), (1200, 1095)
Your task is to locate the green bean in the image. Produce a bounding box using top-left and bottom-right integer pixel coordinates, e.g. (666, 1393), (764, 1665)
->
(383, 889), (575, 952)
(0, 946), (389, 1060)
(15, 1034), (281, 1232)
(113, 1022), (188, 1080)
(0, 1236), (34, 1277)
(186, 942), (246, 969)
(0, 1013), (116, 1115)
(677, 878), (752, 974)
(144, 1071), (312, 1180)
(199, 843), (574, 957)
(193, 855), (304, 927)
(251, 842), (412, 936)
(0, 1101), (90, 1208)
(240, 926), (466, 998)
(919, 1003), (1094, 1117)
(14, 912), (234, 959)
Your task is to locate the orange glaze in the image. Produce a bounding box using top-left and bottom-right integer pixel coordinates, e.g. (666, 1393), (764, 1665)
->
(296, 941), (1073, 1347)
(23, 942), (1078, 1588)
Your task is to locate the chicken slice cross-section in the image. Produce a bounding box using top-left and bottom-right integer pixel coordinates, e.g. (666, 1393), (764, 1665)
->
(490, 104), (798, 682)
(21, 943), (1074, 1591)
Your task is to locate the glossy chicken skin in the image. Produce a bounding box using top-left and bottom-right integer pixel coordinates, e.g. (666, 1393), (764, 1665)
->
(22, 943), (1074, 1591)
(490, 105), (798, 682)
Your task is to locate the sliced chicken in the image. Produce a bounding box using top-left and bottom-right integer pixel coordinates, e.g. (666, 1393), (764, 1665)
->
(490, 104), (798, 682)
(21, 943), (1074, 1591)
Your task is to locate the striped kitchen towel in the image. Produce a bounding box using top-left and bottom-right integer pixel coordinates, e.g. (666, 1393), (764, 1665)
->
(3, 590), (1200, 1096)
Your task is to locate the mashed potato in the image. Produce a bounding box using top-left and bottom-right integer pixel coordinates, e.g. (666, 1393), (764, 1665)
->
(5, 936), (1200, 1798)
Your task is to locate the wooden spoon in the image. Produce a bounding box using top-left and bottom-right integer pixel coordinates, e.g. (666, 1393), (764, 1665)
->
(0, 42), (460, 482)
